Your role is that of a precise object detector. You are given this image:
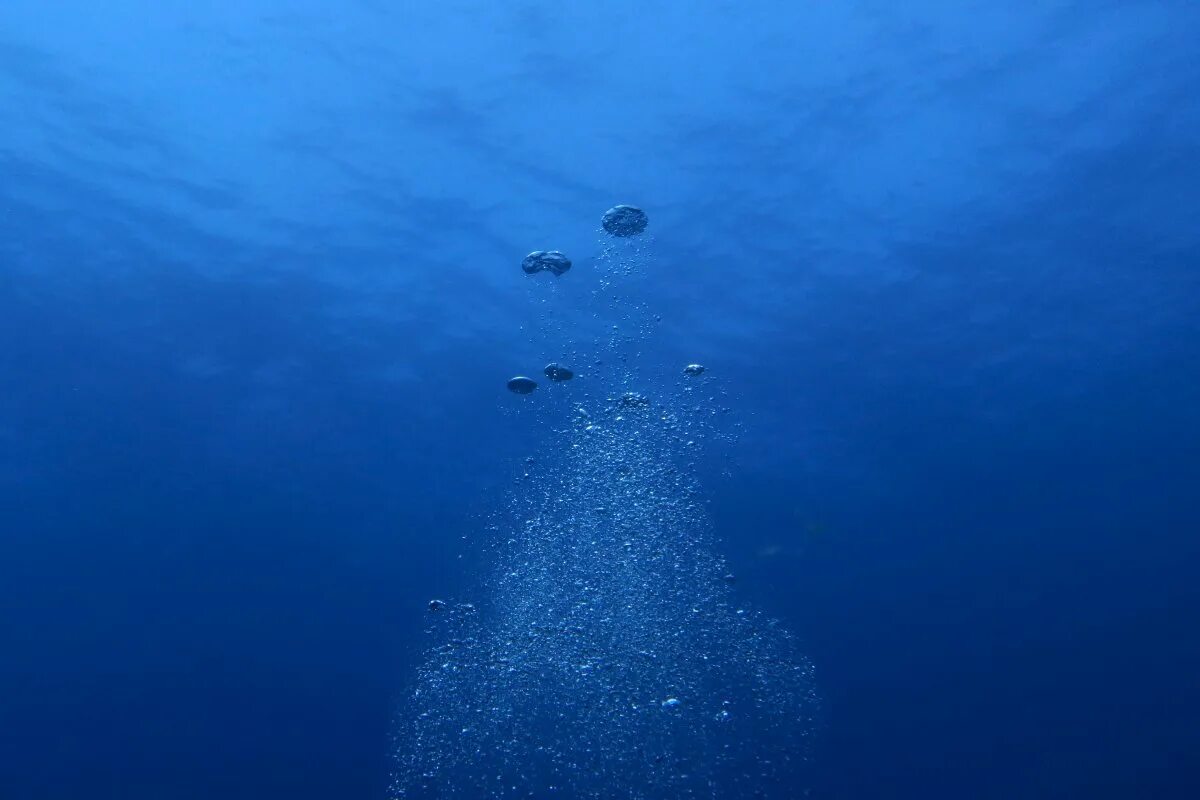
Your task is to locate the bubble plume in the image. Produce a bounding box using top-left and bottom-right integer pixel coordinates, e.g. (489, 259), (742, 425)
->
(392, 232), (817, 799)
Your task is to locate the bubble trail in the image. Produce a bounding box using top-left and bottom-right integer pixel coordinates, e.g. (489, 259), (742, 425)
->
(392, 232), (817, 799)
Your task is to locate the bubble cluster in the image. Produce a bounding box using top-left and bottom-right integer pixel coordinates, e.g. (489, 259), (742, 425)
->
(394, 406), (816, 798)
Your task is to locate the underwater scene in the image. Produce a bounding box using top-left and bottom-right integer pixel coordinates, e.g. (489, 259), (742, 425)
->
(2, 2), (1198, 799)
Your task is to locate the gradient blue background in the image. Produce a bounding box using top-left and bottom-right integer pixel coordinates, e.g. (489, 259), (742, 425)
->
(2, 2), (1199, 798)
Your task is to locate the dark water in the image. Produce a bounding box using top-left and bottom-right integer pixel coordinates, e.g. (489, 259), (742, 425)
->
(2, 3), (1199, 799)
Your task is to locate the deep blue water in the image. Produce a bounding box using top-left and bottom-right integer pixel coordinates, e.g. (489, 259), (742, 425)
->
(3, 2), (1200, 798)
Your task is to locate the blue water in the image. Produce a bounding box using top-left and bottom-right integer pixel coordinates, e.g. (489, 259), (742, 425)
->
(2, 2), (1199, 798)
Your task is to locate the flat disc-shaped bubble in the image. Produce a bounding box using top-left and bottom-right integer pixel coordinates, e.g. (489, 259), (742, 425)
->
(521, 250), (572, 277)
(601, 205), (648, 237)
(544, 362), (574, 381)
(683, 363), (706, 376)
(507, 376), (538, 394)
